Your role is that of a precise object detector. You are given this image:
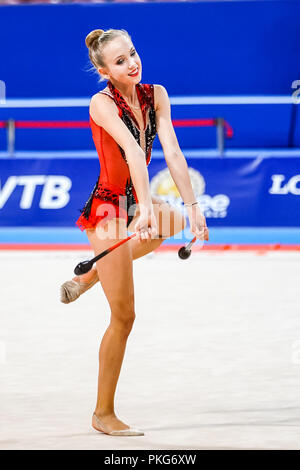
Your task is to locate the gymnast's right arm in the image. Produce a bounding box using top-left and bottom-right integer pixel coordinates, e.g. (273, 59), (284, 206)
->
(89, 94), (153, 212)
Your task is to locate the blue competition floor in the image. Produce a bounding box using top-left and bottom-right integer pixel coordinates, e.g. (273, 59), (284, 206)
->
(0, 227), (299, 245)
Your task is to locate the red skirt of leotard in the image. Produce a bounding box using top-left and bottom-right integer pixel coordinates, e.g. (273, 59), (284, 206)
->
(76, 179), (136, 231)
(76, 199), (128, 231)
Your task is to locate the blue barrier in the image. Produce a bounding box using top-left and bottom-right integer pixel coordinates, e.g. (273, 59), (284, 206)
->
(0, 154), (299, 228)
(0, 101), (293, 151)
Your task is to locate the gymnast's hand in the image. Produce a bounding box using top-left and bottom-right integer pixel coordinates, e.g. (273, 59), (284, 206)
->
(134, 206), (158, 242)
(187, 204), (209, 241)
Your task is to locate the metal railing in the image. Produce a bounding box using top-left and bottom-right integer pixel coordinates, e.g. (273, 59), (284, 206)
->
(0, 117), (233, 156)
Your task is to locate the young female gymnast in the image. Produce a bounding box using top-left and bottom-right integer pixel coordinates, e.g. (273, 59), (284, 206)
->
(60, 28), (209, 436)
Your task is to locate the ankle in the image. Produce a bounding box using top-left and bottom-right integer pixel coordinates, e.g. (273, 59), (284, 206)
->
(73, 272), (97, 285)
(94, 409), (116, 419)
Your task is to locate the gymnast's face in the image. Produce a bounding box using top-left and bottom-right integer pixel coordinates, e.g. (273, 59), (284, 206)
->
(99, 35), (142, 85)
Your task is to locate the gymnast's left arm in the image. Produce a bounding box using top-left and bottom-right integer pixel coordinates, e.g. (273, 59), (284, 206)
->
(153, 84), (209, 241)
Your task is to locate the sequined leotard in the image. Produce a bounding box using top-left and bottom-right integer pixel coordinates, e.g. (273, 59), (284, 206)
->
(76, 80), (157, 231)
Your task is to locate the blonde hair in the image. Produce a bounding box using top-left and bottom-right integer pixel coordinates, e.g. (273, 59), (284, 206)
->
(85, 28), (132, 83)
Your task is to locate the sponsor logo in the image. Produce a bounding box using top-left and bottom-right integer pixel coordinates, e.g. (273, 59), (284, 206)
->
(0, 175), (72, 209)
(150, 167), (230, 218)
(269, 174), (300, 195)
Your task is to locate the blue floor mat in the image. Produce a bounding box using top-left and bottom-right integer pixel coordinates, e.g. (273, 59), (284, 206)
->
(0, 227), (299, 244)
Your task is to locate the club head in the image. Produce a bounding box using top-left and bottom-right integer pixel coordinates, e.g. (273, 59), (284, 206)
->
(74, 260), (93, 275)
(178, 247), (191, 260)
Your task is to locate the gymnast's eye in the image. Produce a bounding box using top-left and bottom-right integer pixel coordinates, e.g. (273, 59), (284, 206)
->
(117, 51), (136, 65)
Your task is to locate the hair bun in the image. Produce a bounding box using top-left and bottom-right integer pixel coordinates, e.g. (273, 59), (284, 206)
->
(85, 29), (104, 48)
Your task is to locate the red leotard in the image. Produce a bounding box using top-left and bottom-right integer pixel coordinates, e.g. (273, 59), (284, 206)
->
(76, 80), (157, 231)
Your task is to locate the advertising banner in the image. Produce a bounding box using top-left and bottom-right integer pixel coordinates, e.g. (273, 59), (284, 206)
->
(0, 156), (299, 227)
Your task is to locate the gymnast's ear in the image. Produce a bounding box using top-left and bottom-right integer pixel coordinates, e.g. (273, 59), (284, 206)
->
(98, 67), (110, 81)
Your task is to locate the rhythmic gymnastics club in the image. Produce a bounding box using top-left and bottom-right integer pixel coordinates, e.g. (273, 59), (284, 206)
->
(74, 232), (137, 275)
(178, 236), (205, 259)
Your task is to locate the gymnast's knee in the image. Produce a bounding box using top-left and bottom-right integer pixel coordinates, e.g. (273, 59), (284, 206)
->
(110, 301), (136, 336)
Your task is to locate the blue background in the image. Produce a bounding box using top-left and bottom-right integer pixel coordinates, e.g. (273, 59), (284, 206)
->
(1, 1), (300, 97)
(0, 1), (300, 150)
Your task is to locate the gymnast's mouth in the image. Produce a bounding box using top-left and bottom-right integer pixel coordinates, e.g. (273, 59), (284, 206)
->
(128, 68), (139, 76)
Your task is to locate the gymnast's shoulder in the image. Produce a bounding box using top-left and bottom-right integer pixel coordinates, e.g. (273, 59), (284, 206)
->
(153, 84), (171, 112)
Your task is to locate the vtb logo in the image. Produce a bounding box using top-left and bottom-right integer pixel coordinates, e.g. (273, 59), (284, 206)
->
(0, 175), (72, 209)
(269, 174), (300, 195)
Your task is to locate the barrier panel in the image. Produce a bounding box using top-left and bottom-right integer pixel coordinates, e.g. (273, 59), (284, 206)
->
(0, 155), (299, 227)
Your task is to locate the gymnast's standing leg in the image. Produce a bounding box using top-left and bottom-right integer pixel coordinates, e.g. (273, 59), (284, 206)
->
(85, 217), (145, 435)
